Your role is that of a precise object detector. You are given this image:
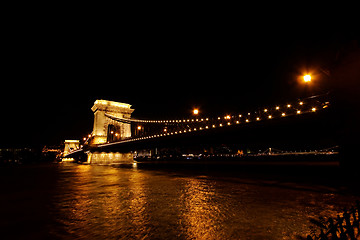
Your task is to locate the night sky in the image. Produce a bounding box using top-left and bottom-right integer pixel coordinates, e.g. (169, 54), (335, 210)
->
(2, 21), (356, 147)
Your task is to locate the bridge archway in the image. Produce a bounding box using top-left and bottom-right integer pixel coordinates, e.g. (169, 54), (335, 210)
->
(91, 100), (134, 145)
(107, 124), (120, 142)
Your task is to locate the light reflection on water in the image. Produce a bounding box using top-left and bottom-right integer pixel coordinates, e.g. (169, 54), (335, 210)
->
(1, 163), (358, 239)
(181, 178), (226, 239)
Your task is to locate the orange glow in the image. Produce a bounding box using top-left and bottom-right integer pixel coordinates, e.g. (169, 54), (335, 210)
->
(193, 109), (199, 115)
(303, 74), (311, 82)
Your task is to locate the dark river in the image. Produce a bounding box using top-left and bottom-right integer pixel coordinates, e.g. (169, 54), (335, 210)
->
(0, 162), (358, 239)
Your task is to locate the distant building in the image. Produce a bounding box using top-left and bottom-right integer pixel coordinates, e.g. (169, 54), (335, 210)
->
(0, 148), (37, 164)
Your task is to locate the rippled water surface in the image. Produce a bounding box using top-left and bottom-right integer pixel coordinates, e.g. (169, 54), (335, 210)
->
(0, 163), (358, 239)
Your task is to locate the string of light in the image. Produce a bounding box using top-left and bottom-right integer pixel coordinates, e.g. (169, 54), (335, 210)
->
(100, 95), (330, 145)
(108, 99), (328, 124)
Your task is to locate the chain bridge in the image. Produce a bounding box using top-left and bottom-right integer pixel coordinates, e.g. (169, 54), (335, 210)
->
(64, 93), (339, 164)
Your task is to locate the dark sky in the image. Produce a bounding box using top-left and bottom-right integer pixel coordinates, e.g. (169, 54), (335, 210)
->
(2, 18), (356, 147)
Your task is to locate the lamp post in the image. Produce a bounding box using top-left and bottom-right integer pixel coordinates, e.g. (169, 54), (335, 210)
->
(136, 125), (142, 137)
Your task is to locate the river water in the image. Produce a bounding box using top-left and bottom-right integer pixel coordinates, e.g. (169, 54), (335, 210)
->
(0, 162), (358, 239)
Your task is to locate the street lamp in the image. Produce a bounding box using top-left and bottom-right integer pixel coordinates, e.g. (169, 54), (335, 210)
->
(303, 74), (311, 83)
(193, 108), (199, 115)
(136, 125), (142, 137)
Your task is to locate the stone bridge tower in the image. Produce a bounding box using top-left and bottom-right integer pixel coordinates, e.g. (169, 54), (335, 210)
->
(91, 100), (134, 145)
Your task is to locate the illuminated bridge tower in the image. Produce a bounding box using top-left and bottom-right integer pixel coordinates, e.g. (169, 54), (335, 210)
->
(91, 100), (134, 145)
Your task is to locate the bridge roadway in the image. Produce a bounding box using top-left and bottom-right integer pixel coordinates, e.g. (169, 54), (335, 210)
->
(96, 109), (333, 151)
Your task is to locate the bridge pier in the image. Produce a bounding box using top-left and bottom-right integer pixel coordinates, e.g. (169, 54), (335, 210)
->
(91, 100), (134, 145)
(83, 100), (135, 165)
(63, 140), (80, 156)
(86, 152), (133, 165)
